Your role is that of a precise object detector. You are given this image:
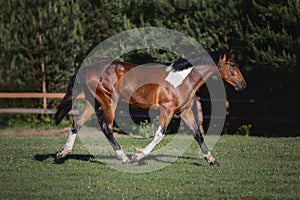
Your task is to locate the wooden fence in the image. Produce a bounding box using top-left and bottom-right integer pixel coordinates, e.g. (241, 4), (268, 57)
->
(0, 92), (299, 136)
(0, 92), (82, 114)
(0, 92), (65, 99)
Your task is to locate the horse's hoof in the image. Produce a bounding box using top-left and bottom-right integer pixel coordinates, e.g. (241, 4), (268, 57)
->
(131, 152), (144, 163)
(55, 153), (63, 161)
(115, 149), (130, 164)
(203, 153), (219, 167)
(130, 155), (139, 163)
(129, 148), (145, 163)
(120, 156), (131, 164)
(203, 157), (219, 167)
(209, 160), (220, 167)
(55, 148), (64, 160)
(55, 147), (71, 160)
(122, 160), (131, 164)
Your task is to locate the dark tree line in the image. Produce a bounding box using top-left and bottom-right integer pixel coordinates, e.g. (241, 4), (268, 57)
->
(0, 0), (299, 101)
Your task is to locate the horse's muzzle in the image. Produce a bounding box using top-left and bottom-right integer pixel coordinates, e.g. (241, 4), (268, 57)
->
(236, 82), (247, 91)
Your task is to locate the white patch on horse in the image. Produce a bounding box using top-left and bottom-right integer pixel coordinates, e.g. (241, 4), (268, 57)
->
(115, 149), (130, 163)
(57, 130), (77, 158)
(165, 65), (194, 88)
(142, 125), (164, 156)
(131, 125), (164, 162)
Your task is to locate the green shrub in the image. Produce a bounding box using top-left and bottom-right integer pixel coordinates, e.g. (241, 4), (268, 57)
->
(138, 117), (159, 138)
(236, 124), (252, 136)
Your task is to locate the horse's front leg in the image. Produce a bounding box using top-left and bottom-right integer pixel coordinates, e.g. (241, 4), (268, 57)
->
(131, 125), (166, 162)
(180, 108), (219, 166)
(131, 108), (173, 162)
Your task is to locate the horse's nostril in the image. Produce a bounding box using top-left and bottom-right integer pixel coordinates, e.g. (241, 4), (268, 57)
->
(240, 82), (247, 91)
(236, 82), (247, 91)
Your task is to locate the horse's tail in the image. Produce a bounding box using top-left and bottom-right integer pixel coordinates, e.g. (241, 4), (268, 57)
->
(55, 70), (80, 125)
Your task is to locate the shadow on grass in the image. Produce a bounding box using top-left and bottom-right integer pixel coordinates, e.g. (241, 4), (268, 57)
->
(34, 153), (203, 166)
(34, 154), (96, 164)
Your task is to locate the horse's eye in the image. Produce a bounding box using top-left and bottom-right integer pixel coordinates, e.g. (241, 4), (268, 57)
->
(228, 63), (235, 67)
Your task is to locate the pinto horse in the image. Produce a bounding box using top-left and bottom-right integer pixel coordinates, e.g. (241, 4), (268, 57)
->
(55, 50), (246, 166)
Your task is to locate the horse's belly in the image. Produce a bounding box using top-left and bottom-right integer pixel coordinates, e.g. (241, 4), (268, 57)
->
(119, 84), (159, 110)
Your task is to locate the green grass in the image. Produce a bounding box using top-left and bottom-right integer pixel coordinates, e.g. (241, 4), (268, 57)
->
(0, 134), (299, 199)
(0, 114), (72, 130)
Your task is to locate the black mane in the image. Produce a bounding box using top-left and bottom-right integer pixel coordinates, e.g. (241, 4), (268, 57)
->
(169, 49), (229, 72)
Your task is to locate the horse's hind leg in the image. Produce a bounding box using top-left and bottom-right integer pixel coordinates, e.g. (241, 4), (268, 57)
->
(195, 97), (205, 134)
(180, 108), (219, 166)
(97, 106), (130, 163)
(56, 100), (95, 160)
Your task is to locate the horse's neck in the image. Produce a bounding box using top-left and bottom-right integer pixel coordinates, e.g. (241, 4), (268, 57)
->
(175, 64), (216, 105)
(190, 64), (217, 91)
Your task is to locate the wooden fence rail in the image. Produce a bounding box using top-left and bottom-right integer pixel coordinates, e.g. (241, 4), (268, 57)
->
(0, 92), (84, 112)
(0, 92), (65, 99)
(0, 92), (65, 110)
(1, 92), (300, 136)
(0, 93), (299, 123)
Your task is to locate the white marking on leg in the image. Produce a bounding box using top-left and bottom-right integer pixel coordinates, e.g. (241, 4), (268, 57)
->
(58, 131), (77, 158)
(165, 66), (193, 87)
(138, 125), (164, 158)
(203, 151), (216, 164)
(115, 149), (130, 163)
(65, 131), (77, 150)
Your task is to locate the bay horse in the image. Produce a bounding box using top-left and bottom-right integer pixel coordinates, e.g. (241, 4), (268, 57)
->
(55, 49), (246, 166)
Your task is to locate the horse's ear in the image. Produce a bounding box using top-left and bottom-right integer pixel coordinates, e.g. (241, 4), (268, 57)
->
(220, 48), (230, 61)
(220, 52), (227, 61)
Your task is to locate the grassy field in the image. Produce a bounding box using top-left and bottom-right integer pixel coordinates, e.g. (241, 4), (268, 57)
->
(0, 133), (299, 199)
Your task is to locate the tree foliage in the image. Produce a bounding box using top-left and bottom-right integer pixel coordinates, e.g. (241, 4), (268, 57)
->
(244, 0), (299, 73)
(0, 0), (84, 92)
(0, 0), (298, 97)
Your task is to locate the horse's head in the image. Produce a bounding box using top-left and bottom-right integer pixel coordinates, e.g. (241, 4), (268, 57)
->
(217, 53), (247, 91)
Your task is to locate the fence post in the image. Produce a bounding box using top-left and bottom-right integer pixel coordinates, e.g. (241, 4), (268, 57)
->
(38, 6), (47, 109)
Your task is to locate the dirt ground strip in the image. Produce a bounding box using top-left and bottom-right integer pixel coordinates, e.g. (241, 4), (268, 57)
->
(0, 128), (132, 138)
